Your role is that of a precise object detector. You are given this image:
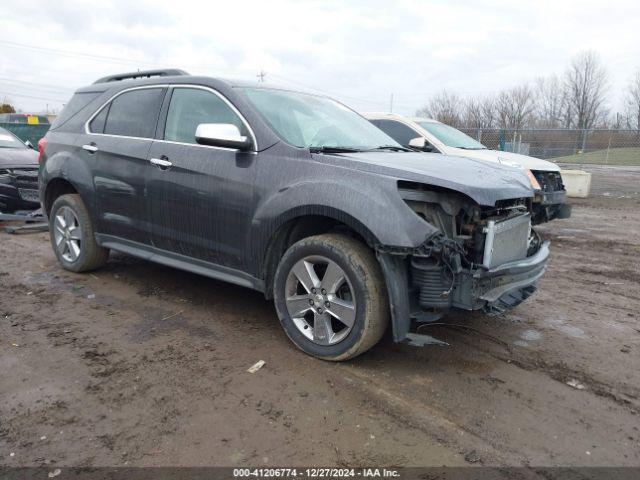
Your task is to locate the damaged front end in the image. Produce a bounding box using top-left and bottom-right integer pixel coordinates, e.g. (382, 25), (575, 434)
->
(377, 181), (550, 345)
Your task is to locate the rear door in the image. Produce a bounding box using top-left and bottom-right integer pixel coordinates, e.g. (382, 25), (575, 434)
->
(146, 86), (257, 270)
(82, 87), (166, 244)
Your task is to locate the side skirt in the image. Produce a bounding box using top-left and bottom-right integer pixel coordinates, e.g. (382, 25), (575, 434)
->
(96, 234), (264, 292)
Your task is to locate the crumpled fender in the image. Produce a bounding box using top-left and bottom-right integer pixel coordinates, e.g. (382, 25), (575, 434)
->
(251, 176), (438, 253)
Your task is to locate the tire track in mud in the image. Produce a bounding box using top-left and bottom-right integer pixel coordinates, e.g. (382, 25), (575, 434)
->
(448, 328), (640, 412)
(331, 365), (525, 466)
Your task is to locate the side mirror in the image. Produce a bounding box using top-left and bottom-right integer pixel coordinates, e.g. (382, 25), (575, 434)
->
(195, 123), (252, 151)
(24, 140), (35, 149)
(409, 137), (434, 152)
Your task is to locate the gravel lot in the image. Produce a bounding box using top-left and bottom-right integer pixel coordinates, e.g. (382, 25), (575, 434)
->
(1, 166), (639, 468)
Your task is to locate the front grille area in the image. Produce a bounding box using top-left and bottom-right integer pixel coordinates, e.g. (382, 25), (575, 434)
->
(482, 213), (531, 268)
(8, 168), (39, 190)
(532, 170), (564, 193)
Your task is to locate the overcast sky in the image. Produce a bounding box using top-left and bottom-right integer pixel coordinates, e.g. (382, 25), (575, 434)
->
(1, 0), (638, 116)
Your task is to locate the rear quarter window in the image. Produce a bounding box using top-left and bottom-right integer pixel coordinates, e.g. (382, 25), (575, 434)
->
(50, 91), (103, 130)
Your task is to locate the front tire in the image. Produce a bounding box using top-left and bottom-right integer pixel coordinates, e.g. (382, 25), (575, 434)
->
(274, 233), (389, 361)
(49, 194), (109, 272)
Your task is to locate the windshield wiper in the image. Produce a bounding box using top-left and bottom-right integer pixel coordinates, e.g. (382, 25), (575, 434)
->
(454, 146), (487, 150)
(365, 145), (412, 152)
(309, 146), (363, 154)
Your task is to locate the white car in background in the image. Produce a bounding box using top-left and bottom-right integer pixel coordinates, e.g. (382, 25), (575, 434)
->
(366, 113), (571, 224)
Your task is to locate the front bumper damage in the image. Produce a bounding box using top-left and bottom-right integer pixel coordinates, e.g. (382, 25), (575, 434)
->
(532, 190), (571, 224)
(376, 237), (550, 346)
(531, 170), (572, 224)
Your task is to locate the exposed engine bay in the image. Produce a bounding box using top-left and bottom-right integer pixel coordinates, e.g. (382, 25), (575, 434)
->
(378, 182), (549, 335)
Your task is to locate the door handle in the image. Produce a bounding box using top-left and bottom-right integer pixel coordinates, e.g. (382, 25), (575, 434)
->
(150, 157), (173, 169)
(82, 143), (98, 153)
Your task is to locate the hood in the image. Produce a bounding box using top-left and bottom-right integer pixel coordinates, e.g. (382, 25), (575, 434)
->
(0, 147), (39, 168)
(445, 147), (561, 172)
(317, 151), (534, 206)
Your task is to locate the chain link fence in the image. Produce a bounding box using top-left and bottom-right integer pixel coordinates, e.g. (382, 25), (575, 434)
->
(2, 123), (639, 166)
(0, 123), (50, 147)
(458, 128), (640, 166)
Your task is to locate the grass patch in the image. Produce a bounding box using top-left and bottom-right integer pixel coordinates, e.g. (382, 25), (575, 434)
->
(553, 147), (640, 166)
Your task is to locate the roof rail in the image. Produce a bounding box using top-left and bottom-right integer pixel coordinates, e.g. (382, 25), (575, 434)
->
(93, 69), (189, 84)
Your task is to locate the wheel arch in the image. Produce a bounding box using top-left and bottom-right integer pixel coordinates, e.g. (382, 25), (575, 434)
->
(260, 206), (380, 300)
(43, 177), (81, 217)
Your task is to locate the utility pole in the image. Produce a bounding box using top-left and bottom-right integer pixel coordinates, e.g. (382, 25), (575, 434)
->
(257, 70), (266, 83)
(389, 93), (394, 113)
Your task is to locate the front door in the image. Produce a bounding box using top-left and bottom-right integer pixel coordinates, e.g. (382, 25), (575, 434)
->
(146, 86), (257, 271)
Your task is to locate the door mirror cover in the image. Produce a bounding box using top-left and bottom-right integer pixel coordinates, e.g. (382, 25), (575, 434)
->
(408, 137), (433, 152)
(195, 123), (252, 151)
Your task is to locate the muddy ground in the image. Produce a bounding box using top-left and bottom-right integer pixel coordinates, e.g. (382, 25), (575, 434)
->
(1, 166), (639, 468)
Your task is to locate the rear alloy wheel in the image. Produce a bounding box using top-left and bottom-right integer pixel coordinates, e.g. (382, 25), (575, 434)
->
(53, 206), (83, 263)
(49, 194), (109, 272)
(274, 233), (389, 361)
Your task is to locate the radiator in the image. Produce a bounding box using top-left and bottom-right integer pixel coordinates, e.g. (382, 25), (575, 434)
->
(482, 213), (531, 268)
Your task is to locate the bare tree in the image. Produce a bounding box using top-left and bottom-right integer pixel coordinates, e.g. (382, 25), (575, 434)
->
(495, 85), (535, 129)
(463, 96), (496, 129)
(624, 69), (640, 132)
(534, 75), (566, 127)
(463, 98), (483, 129)
(480, 96), (497, 128)
(416, 90), (463, 126)
(563, 51), (609, 130)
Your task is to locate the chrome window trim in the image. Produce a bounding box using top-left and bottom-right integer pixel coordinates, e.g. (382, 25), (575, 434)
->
(84, 84), (167, 139)
(84, 84), (258, 153)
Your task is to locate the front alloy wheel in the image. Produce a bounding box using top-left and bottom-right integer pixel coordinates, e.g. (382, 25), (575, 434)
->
(285, 255), (356, 345)
(274, 233), (389, 361)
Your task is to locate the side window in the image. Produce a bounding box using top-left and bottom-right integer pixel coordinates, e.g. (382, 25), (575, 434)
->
(370, 119), (421, 147)
(164, 88), (246, 144)
(103, 88), (164, 138)
(89, 105), (109, 133)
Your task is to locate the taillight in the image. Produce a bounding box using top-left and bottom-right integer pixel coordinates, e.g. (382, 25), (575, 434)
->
(37, 137), (48, 164)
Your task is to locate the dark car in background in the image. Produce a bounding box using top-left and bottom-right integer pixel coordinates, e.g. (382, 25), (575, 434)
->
(0, 126), (40, 213)
(38, 69), (550, 360)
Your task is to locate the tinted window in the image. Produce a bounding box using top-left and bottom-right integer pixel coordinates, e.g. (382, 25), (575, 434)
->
(103, 88), (164, 138)
(51, 91), (102, 130)
(89, 105), (109, 133)
(370, 119), (420, 147)
(417, 121), (487, 149)
(164, 88), (246, 144)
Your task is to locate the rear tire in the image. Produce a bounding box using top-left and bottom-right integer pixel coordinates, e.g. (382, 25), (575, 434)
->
(49, 194), (109, 272)
(274, 233), (389, 361)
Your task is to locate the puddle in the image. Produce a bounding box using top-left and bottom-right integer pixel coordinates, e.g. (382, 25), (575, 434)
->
(514, 329), (543, 347)
(520, 329), (543, 341)
(544, 316), (586, 339)
(557, 324), (585, 338)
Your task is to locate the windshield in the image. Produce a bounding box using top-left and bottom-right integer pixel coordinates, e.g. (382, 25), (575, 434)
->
(0, 128), (27, 149)
(240, 87), (401, 150)
(417, 122), (486, 150)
